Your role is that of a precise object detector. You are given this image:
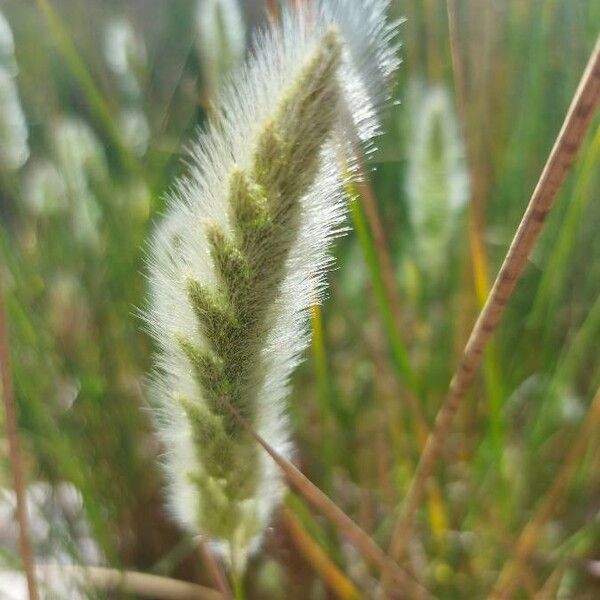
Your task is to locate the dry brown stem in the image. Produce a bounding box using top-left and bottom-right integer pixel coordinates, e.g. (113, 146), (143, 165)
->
(32, 565), (222, 600)
(386, 36), (600, 570)
(220, 397), (431, 598)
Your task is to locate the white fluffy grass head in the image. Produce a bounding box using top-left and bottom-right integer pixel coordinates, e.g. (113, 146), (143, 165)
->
(144, 0), (399, 570)
(0, 9), (17, 75)
(0, 10), (29, 172)
(405, 83), (468, 272)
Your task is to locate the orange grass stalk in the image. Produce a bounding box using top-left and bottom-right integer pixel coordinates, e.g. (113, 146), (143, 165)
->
(385, 36), (600, 572)
(282, 508), (361, 600)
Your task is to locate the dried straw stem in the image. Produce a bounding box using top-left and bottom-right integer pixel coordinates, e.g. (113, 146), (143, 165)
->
(221, 397), (431, 598)
(386, 38), (600, 565)
(0, 275), (38, 600)
(490, 386), (600, 599)
(34, 565), (223, 600)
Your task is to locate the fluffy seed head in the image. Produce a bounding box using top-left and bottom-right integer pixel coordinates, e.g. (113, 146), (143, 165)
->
(0, 11), (28, 172)
(23, 159), (67, 216)
(104, 18), (149, 156)
(0, 10), (16, 75)
(52, 118), (107, 248)
(405, 84), (468, 272)
(103, 17), (146, 84)
(145, 0), (399, 569)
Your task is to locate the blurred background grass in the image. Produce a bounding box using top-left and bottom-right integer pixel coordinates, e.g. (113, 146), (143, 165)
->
(0, 0), (599, 598)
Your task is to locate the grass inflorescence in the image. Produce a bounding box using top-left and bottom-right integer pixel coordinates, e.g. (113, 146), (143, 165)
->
(0, 1), (599, 599)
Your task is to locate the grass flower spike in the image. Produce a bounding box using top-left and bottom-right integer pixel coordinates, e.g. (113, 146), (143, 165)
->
(0, 9), (28, 170)
(405, 84), (468, 273)
(0, 10), (17, 75)
(52, 118), (107, 249)
(146, 0), (399, 571)
(104, 18), (150, 156)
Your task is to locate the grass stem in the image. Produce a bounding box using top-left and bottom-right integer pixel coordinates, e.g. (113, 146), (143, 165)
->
(490, 386), (600, 598)
(282, 508), (361, 600)
(35, 0), (140, 177)
(0, 271), (38, 600)
(384, 36), (600, 581)
(232, 572), (245, 600)
(34, 565), (222, 600)
(349, 191), (417, 392)
(199, 537), (232, 600)
(220, 395), (431, 598)
(447, 0), (506, 476)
